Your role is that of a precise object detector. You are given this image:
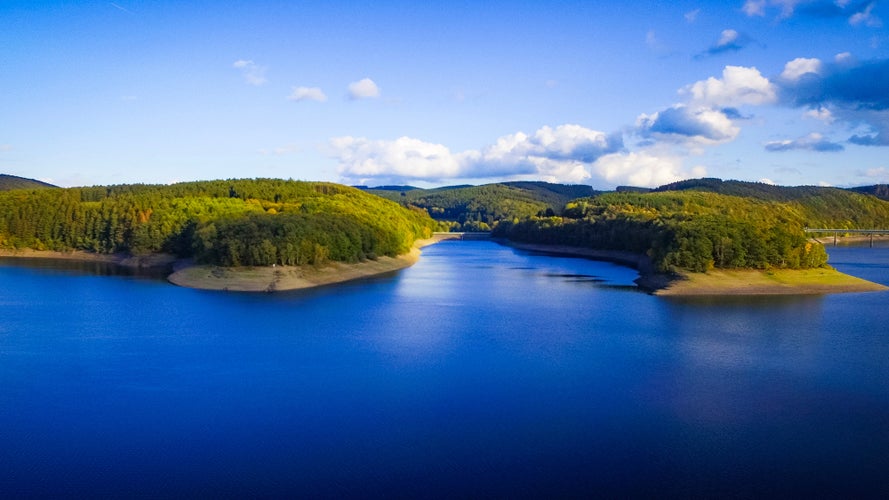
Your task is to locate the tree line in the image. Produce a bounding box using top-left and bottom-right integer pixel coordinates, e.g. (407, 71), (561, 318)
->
(495, 186), (889, 273)
(0, 179), (437, 267)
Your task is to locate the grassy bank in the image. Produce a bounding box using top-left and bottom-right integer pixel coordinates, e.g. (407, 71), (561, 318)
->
(504, 241), (887, 295)
(655, 267), (888, 296)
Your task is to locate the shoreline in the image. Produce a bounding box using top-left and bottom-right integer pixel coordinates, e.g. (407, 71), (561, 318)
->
(3, 234), (886, 295)
(503, 241), (888, 296)
(167, 234), (460, 292)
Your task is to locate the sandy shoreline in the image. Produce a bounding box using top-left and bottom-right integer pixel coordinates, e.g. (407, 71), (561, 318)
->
(165, 234), (462, 292)
(504, 241), (888, 296)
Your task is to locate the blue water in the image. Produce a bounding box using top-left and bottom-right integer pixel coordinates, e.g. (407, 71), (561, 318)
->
(1, 241), (888, 498)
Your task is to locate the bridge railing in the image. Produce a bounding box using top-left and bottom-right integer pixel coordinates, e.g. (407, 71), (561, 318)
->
(805, 228), (889, 247)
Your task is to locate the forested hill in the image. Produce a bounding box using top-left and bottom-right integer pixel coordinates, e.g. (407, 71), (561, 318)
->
(0, 179), (437, 267)
(850, 184), (889, 201)
(365, 181), (597, 231)
(495, 178), (889, 273)
(0, 174), (56, 191)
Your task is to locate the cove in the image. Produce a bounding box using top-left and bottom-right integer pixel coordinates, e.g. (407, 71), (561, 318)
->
(1, 240), (888, 497)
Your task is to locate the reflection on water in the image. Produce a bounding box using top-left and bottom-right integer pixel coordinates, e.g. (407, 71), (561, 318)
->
(0, 257), (172, 280)
(0, 241), (888, 497)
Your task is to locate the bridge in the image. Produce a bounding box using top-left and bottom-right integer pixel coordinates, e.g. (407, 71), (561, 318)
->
(432, 231), (492, 241)
(805, 228), (889, 247)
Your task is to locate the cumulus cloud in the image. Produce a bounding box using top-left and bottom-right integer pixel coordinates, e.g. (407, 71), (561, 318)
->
(764, 132), (845, 152)
(232, 59), (267, 86)
(682, 65), (777, 107)
(330, 124), (626, 185)
(779, 57), (823, 81)
(592, 149), (706, 188)
(347, 78), (381, 99)
(777, 57), (889, 145)
(287, 86), (327, 102)
(637, 105), (740, 144)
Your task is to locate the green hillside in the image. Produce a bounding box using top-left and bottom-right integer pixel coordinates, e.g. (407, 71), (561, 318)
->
(0, 179), (436, 267)
(368, 181), (597, 230)
(0, 174), (56, 191)
(495, 179), (889, 273)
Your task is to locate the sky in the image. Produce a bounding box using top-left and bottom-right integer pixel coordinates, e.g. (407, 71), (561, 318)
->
(2, 0), (888, 189)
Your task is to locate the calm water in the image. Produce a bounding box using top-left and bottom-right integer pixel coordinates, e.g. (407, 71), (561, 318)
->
(1, 241), (888, 498)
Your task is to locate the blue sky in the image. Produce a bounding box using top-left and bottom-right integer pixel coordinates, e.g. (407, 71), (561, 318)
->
(2, 0), (888, 189)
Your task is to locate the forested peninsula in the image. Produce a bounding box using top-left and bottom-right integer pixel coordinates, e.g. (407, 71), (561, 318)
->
(491, 179), (889, 294)
(0, 179), (438, 291)
(2, 176), (888, 294)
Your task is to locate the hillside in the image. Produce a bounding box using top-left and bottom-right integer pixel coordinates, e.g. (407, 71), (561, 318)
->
(367, 181), (597, 230)
(0, 179), (436, 267)
(495, 178), (889, 273)
(850, 184), (889, 201)
(0, 174), (56, 191)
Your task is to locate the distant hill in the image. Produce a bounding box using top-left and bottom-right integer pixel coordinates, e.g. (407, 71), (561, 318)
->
(849, 184), (889, 201)
(367, 181), (598, 230)
(0, 174), (56, 191)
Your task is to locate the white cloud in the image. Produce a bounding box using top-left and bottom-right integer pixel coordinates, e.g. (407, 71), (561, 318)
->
(717, 29), (740, 47)
(592, 149), (706, 188)
(759, 178), (776, 185)
(0, 144), (11, 152)
(764, 132), (844, 152)
(637, 105), (740, 145)
(849, 2), (881, 26)
(685, 9), (701, 23)
(232, 59), (267, 86)
(804, 107), (834, 122)
(742, 0), (766, 16)
(330, 124), (625, 185)
(780, 57), (823, 81)
(347, 78), (381, 99)
(287, 86), (327, 102)
(682, 65), (777, 107)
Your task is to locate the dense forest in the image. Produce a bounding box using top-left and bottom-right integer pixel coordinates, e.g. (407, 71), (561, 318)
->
(364, 181), (596, 230)
(495, 180), (889, 273)
(0, 179), (437, 267)
(4, 173), (889, 274)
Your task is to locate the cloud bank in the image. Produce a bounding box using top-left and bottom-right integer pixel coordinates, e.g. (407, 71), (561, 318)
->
(326, 54), (889, 188)
(778, 56), (889, 145)
(330, 124), (710, 188)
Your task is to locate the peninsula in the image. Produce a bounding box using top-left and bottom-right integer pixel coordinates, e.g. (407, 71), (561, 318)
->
(1, 176), (888, 295)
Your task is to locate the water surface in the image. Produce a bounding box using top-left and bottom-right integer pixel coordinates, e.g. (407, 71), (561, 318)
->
(1, 241), (887, 497)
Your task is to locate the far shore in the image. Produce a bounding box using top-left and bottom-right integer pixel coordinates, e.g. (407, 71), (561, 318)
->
(3, 232), (887, 295)
(503, 241), (888, 296)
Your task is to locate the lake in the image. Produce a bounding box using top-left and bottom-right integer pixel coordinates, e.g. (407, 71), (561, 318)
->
(1, 241), (888, 498)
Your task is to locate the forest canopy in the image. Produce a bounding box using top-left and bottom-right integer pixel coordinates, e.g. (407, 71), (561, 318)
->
(0, 179), (437, 267)
(494, 181), (889, 273)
